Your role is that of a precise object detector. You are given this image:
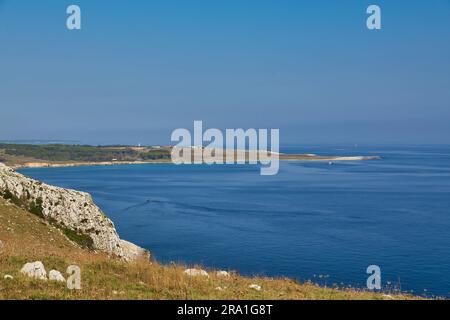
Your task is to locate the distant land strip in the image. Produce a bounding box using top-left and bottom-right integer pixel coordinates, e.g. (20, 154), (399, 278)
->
(0, 144), (380, 169)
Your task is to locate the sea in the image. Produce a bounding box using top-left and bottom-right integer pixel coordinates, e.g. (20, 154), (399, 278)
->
(19, 145), (450, 297)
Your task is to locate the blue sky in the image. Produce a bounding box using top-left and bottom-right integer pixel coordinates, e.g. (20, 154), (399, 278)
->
(0, 0), (449, 145)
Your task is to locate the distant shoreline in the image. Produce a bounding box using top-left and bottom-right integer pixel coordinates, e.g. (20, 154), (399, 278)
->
(12, 160), (171, 170)
(13, 155), (381, 170)
(0, 143), (380, 170)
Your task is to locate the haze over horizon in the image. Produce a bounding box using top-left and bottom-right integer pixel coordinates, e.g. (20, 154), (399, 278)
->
(1, 1), (449, 146)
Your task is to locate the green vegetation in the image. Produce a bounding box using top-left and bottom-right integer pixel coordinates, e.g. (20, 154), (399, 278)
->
(1, 189), (15, 201)
(28, 197), (44, 219)
(60, 226), (94, 249)
(1, 188), (43, 218)
(0, 144), (171, 163)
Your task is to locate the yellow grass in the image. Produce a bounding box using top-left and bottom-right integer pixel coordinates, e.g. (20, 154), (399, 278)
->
(0, 198), (417, 300)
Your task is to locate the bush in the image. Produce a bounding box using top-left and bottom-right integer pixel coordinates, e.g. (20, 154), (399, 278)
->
(2, 189), (14, 200)
(29, 197), (44, 219)
(61, 227), (94, 249)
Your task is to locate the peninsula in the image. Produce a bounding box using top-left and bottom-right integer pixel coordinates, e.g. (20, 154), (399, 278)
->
(0, 144), (380, 169)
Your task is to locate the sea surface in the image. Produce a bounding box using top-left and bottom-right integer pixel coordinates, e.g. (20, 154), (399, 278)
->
(19, 145), (450, 297)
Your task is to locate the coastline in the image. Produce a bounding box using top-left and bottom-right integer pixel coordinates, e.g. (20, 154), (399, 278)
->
(11, 160), (172, 170)
(12, 155), (381, 170)
(6, 153), (381, 261)
(0, 159), (422, 299)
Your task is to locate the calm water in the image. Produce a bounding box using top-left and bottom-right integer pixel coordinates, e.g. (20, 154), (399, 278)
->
(20, 145), (450, 297)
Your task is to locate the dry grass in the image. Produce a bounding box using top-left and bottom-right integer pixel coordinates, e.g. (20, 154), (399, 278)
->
(0, 198), (418, 300)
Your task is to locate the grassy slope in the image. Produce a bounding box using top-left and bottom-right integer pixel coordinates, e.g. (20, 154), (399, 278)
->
(0, 198), (415, 300)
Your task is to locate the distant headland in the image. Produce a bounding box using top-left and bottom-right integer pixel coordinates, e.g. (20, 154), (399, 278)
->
(0, 143), (380, 169)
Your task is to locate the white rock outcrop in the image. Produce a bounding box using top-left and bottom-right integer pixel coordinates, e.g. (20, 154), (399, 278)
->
(184, 268), (209, 277)
(216, 270), (230, 277)
(49, 270), (66, 282)
(21, 261), (47, 280)
(249, 284), (262, 291)
(0, 163), (148, 261)
(119, 240), (149, 261)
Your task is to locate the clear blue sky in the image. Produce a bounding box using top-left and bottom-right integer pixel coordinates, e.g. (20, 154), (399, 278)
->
(1, 0), (449, 145)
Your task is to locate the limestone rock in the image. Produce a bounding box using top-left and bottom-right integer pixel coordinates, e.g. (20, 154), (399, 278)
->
(184, 268), (209, 277)
(249, 284), (262, 291)
(21, 261), (47, 280)
(216, 270), (230, 277)
(49, 270), (66, 282)
(120, 240), (151, 262)
(112, 290), (125, 295)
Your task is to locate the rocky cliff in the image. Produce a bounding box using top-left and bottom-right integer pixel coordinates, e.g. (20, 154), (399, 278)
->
(0, 163), (148, 261)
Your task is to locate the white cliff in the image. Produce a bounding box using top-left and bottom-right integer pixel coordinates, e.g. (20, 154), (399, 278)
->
(0, 163), (148, 261)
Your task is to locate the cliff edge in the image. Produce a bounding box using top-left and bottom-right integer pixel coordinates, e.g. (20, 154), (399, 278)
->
(0, 163), (148, 261)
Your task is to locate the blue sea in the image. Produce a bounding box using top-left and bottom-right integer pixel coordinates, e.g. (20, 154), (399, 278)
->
(19, 145), (450, 297)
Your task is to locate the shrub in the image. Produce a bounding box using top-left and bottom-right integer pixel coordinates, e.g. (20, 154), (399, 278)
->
(60, 227), (94, 249)
(29, 197), (44, 219)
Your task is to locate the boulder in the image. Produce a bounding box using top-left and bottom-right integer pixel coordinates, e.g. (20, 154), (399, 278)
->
(249, 284), (262, 291)
(49, 270), (66, 282)
(20, 261), (47, 280)
(216, 270), (230, 277)
(184, 268), (209, 277)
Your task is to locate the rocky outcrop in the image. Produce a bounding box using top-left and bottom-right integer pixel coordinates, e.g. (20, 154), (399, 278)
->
(216, 270), (230, 277)
(248, 284), (262, 291)
(21, 261), (47, 280)
(184, 268), (209, 277)
(49, 270), (66, 282)
(0, 163), (148, 261)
